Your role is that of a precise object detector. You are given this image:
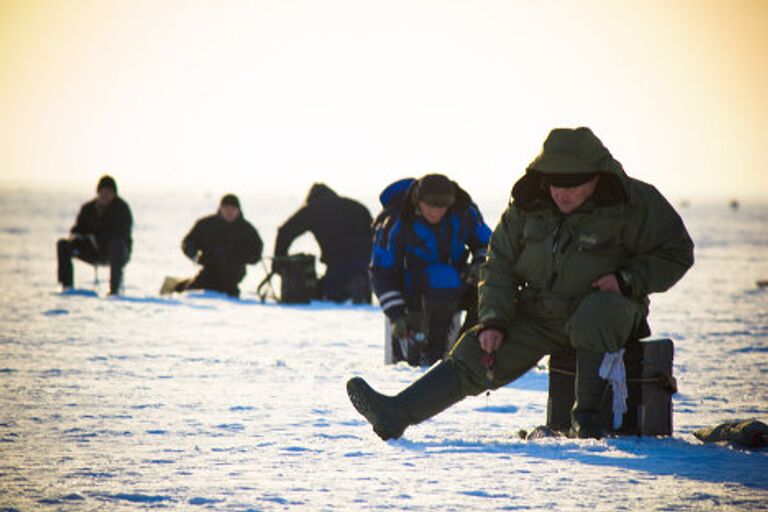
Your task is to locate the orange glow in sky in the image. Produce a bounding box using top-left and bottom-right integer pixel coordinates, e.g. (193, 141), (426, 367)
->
(1, 0), (767, 201)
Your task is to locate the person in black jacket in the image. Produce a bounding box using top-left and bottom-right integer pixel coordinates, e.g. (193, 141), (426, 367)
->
(274, 183), (373, 303)
(173, 194), (263, 298)
(57, 175), (133, 295)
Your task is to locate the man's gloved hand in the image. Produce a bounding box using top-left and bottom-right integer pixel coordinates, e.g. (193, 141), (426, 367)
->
(182, 239), (199, 261)
(211, 244), (236, 266)
(392, 313), (427, 343)
(391, 315), (409, 340)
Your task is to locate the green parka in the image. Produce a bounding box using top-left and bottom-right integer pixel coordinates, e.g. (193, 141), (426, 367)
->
(478, 128), (694, 333)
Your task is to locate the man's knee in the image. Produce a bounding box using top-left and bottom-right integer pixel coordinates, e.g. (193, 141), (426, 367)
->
(567, 291), (641, 353)
(446, 327), (494, 395)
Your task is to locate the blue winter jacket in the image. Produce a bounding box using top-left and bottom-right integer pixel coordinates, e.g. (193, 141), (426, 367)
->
(371, 178), (492, 320)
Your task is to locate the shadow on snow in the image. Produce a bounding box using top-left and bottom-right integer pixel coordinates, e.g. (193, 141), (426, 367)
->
(394, 436), (767, 490)
(183, 291), (380, 312)
(55, 288), (379, 312)
(55, 289), (214, 310)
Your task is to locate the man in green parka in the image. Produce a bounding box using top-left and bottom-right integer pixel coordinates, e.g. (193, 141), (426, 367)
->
(347, 127), (694, 440)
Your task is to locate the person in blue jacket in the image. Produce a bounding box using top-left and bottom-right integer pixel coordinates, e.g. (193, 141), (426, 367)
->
(371, 173), (492, 366)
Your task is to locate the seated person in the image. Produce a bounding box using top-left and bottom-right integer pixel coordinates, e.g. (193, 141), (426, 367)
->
(173, 194), (263, 298)
(274, 183), (373, 303)
(56, 175), (132, 295)
(371, 174), (492, 366)
(348, 127), (694, 441)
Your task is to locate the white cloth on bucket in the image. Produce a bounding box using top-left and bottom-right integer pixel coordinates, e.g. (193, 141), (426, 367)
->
(599, 349), (627, 430)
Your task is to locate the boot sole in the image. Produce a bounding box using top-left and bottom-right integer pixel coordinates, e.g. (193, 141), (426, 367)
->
(346, 378), (402, 441)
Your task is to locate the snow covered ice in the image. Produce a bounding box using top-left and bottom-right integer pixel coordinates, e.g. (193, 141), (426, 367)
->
(0, 188), (766, 511)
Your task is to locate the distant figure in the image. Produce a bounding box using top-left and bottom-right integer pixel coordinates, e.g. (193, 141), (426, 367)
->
(348, 128), (694, 441)
(57, 175), (132, 295)
(274, 183), (373, 303)
(370, 174), (492, 366)
(173, 194), (263, 298)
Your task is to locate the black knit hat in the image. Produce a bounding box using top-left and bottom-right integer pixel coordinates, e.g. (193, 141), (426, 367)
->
(96, 175), (117, 193)
(220, 194), (240, 209)
(417, 174), (455, 207)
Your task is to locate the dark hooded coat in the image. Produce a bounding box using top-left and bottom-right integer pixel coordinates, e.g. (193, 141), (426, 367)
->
(275, 184), (373, 267)
(478, 127), (694, 335)
(71, 196), (133, 256)
(181, 209), (263, 296)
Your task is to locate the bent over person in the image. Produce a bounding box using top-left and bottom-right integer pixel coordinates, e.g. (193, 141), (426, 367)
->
(274, 183), (373, 303)
(347, 127), (694, 440)
(173, 194), (263, 298)
(371, 174), (492, 366)
(57, 175), (132, 295)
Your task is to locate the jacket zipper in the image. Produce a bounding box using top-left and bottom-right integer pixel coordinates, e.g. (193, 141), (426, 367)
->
(549, 217), (564, 289)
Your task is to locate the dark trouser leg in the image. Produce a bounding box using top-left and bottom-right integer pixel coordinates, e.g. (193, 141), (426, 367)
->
(107, 239), (130, 295)
(347, 273), (371, 304)
(448, 318), (561, 395)
(571, 350), (608, 438)
(58, 237), (99, 289)
(423, 296), (461, 366)
(172, 278), (194, 293)
(180, 270), (210, 293)
(346, 361), (466, 441)
(187, 265), (245, 298)
(220, 266), (245, 297)
(322, 261), (371, 304)
(566, 291), (643, 438)
(348, 314), (566, 441)
(57, 239), (74, 288)
(320, 265), (345, 302)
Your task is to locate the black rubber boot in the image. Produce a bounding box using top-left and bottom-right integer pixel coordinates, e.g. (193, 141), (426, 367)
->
(108, 239), (129, 295)
(570, 350), (607, 439)
(57, 239), (74, 288)
(346, 361), (466, 441)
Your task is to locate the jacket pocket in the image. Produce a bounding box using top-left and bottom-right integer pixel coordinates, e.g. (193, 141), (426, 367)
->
(514, 217), (552, 287)
(558, 224), (626, 293)
(425, 263), (462, 289)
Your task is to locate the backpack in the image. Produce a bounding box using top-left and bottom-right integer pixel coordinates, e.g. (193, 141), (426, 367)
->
(372, 178), (415, 245)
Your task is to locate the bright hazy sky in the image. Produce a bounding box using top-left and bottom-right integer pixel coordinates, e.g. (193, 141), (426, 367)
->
(1, 0), (767, 201)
